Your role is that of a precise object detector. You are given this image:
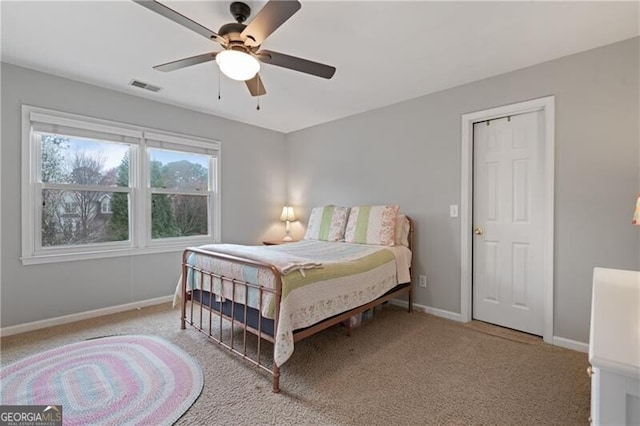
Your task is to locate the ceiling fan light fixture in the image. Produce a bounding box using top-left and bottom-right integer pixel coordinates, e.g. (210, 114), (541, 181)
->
(216, 50), (260, 81)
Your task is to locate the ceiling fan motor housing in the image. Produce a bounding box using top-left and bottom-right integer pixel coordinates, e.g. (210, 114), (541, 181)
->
(218, 22), (257, 53)
(218, 22), (247, 39)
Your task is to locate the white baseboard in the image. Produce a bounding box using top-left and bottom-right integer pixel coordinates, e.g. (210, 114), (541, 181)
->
(2, 296), (591, 354)
(552, 336), (589, 353)
(390, 299), (462, 322)
(391, 300), (589, 353)
(0, 295), (174, 337)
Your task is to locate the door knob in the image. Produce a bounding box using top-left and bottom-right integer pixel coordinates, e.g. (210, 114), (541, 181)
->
(474, 227), (484, 235)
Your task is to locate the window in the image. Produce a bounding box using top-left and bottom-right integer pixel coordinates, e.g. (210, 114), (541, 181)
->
(22, 106), (221, 264)
(39, 134), (130, 247)
(100, 196), (112, 214)
(148, 148), (209, 239)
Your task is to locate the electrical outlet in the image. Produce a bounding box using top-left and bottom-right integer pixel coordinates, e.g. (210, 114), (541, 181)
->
(419, 275), (427, 288)
(449, 204), (459, 218)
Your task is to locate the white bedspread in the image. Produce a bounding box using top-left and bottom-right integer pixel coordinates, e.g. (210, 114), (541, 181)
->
(194, 244), (324, 275)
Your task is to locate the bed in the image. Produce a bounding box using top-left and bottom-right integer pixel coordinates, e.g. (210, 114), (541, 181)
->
(176, 206), (413, 392)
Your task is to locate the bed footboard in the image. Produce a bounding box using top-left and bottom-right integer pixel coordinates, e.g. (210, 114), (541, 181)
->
(181, 247), (283, 392)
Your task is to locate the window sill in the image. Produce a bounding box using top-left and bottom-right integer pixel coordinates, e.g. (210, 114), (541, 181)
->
(21, 243), (213, 266)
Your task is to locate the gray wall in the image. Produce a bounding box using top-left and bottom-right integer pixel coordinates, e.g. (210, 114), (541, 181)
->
(1, 63), (287, 327)
(3, 38), (639, 343)
(286, 37), (640, 344)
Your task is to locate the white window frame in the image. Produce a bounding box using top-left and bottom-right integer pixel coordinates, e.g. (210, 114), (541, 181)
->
(21, 105), (221, 265)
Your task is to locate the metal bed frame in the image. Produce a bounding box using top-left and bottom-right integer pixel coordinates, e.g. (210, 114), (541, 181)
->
(180, 217), (413, 393)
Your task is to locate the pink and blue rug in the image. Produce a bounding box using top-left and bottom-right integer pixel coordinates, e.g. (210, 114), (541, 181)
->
(1, 335), (203, 425)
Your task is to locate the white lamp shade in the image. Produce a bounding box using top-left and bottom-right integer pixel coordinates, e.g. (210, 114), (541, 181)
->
(280, 206), (296, 222)
(215, 50), (260, 81)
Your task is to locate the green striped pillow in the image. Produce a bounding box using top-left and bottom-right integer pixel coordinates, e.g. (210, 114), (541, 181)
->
(303, 206), (350, 242)
(345, 205), (400, 246)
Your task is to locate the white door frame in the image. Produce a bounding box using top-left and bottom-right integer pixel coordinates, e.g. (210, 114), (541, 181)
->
(460, 96), (555, 343)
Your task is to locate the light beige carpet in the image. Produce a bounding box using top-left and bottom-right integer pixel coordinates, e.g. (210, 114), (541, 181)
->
(1, 303), (590, 425)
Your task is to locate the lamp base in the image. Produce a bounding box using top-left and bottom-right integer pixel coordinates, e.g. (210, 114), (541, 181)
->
(282, 235), (293, 242)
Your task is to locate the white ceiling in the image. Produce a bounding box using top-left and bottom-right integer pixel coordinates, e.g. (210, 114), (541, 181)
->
(2, 1), (638, 133)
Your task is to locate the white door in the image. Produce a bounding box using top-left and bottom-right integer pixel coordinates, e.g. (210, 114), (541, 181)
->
(472, 111), (544, 335)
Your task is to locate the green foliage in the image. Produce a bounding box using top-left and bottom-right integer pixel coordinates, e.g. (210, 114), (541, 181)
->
(150, 160), (165, 188)
(151, 194), (179, 238)
(107, 153), (130, 241)
(163, 160), (208, 191)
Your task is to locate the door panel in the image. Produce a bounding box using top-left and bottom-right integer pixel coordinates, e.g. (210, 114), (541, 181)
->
(472, 112), (544, 335)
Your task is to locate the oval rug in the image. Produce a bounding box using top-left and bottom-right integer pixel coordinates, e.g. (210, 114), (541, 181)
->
(1, 334), (203, 426)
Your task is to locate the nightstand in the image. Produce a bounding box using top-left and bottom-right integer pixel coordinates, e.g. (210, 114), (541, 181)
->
(263, 240), (297, 246)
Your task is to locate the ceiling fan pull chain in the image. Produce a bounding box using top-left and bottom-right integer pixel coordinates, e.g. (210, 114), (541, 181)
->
(256, 77), (261, 111)
(218, 67), (222, 100)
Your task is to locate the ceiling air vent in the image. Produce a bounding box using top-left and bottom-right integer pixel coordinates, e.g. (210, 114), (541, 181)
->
(129, 79), (162, 92)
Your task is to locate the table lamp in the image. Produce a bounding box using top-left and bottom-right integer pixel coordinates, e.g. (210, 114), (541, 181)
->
(280, 206), (296, 241)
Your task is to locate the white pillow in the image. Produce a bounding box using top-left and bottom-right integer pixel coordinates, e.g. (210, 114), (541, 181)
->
(303, 206), (350, 242)
(344, 205), (400, 246)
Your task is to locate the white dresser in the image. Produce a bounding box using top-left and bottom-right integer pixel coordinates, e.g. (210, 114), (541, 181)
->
(589, 268), (640, 425)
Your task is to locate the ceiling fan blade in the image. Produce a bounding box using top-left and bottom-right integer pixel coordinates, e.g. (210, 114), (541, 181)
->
(241, 0), (301, 47)
(153, 52), (218, 72)
(133, 0), (218, 41)
(256, 50), (336, 79)
(245, 74), (267, 97)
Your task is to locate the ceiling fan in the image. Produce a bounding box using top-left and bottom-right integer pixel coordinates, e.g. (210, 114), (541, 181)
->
(133, 0), (336, 97)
